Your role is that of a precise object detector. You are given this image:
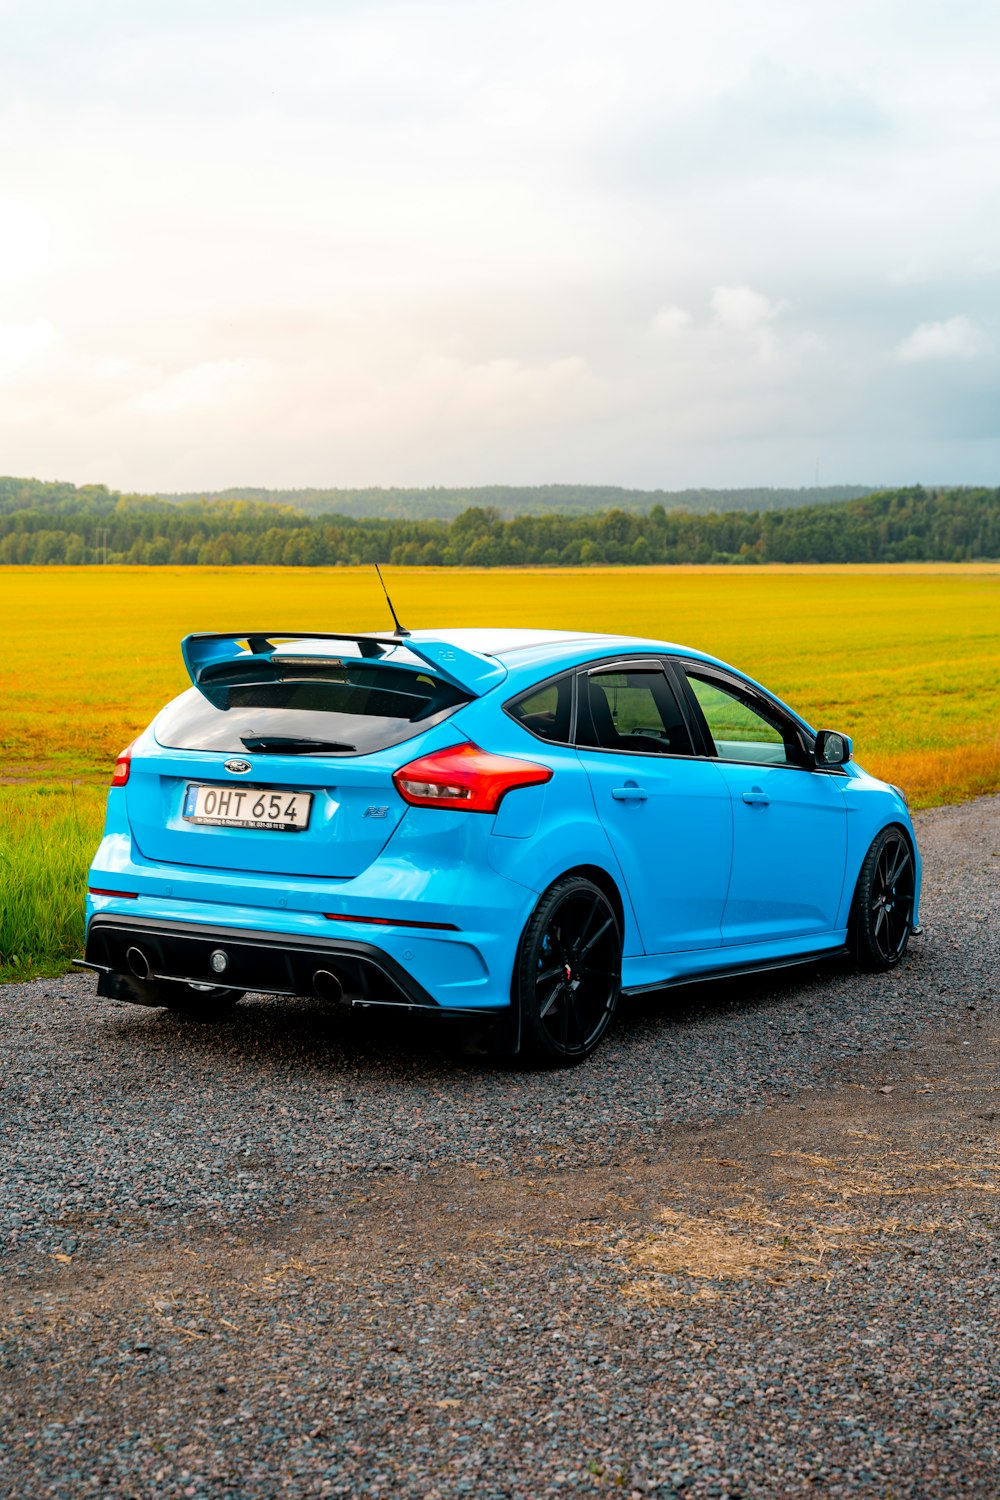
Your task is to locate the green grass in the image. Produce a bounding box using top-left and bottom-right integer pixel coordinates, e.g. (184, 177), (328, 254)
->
(0, 784), (106, 983)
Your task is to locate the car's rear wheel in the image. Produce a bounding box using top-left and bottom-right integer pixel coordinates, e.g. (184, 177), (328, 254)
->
(851, 826), (915, 970)
(160, 981), (245, 1019)
(515, 876), (622, 1066)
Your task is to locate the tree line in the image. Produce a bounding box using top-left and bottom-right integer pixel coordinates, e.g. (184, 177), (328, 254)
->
(153, 481), (875, 520)
(0, 478), (996, 566)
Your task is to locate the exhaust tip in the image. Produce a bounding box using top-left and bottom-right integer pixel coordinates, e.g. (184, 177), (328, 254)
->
(125, 945), (151, 980)
(313, 968), (344, 1004)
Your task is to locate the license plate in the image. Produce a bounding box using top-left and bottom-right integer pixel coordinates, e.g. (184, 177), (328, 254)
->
(183, 784), (312, 832)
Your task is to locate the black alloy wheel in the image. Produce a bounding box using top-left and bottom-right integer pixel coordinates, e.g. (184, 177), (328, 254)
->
(852, 826), (915, 970)
(516, 876), (622, 1066)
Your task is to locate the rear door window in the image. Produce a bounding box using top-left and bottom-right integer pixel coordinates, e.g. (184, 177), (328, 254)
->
(576, 667), (694, 756)
(155, 662), (470, 756)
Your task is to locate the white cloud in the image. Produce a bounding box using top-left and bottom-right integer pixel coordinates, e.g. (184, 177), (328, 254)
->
(649, 305), (693, 336)
(708, 285), (789, 363)
(896, 315), (990, 363)
(710, 286), (783, 331)
(127, 359), (274, 418)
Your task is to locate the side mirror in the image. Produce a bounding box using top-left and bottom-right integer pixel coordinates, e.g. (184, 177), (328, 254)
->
(814, 729), (852, 767)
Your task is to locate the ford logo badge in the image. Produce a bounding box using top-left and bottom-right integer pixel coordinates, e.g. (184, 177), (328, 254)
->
(224, 758), (252, 774)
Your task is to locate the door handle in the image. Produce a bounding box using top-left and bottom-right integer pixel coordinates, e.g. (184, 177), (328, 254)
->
(612, 784), (648, 802)
(742, 789), (769, 806)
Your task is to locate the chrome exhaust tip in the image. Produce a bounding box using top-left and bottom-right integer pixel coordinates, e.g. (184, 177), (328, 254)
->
(313, 968), (344, 1004)
(125, 946), (152, 980)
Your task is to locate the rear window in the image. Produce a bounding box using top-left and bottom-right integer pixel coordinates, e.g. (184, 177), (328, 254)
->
(155, 662), (470, 756)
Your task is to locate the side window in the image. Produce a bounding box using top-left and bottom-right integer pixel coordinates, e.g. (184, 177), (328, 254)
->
(506, 674), (573, 744)
(577, 669), (693, 756)
(686, 672), (800, 766)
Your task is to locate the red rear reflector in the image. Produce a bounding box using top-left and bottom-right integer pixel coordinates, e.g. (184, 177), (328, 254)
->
(110, 742), (135, 787)
(323, 913), (459, 931)
(88, 888), (139, 899)
(393, 742), (552, 813)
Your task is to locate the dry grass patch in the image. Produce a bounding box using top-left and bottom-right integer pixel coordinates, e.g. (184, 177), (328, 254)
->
(619, 1137), (998, 1305)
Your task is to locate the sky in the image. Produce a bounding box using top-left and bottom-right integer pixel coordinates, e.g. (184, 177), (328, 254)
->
(1, 0), (998, 492)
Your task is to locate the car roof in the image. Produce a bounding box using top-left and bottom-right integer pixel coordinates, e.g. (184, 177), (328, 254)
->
(409, 626), (693, 658)
(256, 626), (725, 686)
(404, 627), (719, 674)
(404, 630), (811, 732)
(276, 627), (721, 677)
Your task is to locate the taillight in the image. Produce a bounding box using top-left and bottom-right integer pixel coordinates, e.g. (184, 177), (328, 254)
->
(393, 742), (552, 813)
(110, 742), (134, 787)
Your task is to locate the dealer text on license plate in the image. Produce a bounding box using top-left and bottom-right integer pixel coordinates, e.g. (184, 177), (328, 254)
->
(183, 784), (312, 831)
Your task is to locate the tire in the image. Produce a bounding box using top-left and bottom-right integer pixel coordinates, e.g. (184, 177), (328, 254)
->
(160, 981), (245, 1019)
(851, 826), (915, 971)
(515, 876), (622, 1067)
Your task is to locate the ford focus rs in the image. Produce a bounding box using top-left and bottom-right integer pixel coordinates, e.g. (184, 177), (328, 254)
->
(79, 626), (921, 1065)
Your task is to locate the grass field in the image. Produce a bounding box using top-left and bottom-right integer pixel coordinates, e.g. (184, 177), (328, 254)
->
(2, 563), (998, 981)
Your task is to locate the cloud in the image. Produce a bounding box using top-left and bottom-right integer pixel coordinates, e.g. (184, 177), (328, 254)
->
(896, 316), (990, 363)
(2, 0), (1000, 486)
(127, 359), (273, 417)
(649, 305), (692, 336)
(710, 286), (782, 332)
(706, 285), (792, 364)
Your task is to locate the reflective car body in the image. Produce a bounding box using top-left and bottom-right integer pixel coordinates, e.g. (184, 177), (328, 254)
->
(81, 628), (921, 1055)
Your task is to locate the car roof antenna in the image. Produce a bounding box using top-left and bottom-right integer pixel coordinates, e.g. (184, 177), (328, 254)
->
(374, 564), (410, 638)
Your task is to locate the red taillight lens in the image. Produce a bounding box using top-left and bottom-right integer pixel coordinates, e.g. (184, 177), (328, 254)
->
(110, 742), (134, 787)
(393, 742), (552, 813)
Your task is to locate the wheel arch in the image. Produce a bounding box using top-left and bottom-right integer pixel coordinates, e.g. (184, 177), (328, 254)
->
(512, 862), (627, 968)
(554, 863), (626, 941)
(487, 819), (641, 957)
(846, 817), (914, 911)
(839, 801), (922, 932)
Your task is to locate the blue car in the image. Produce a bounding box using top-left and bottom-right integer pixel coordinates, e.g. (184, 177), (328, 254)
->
(80, 626), (921, 1065)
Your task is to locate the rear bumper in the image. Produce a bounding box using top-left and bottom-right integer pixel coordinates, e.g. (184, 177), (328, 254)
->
(79, 914), (491, 1013)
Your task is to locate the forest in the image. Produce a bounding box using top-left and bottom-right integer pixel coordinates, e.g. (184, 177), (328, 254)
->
(0, 477), (996, 567)
(154, 482), (875, 520)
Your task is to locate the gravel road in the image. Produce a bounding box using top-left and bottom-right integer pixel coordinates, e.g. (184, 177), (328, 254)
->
(1, 798), (997, 1498)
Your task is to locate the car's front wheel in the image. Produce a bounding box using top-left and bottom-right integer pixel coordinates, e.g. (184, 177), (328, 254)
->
(851, 826), (915, 970)
(515, 876), (622, 1066)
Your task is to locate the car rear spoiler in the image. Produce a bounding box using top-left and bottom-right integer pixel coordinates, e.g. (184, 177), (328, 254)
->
(181, 631), (508, 699)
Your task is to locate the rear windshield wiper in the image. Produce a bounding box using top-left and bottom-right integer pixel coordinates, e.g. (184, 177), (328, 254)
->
(240, 734), (356, 754)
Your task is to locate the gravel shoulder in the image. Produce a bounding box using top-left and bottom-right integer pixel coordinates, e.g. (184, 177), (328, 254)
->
(1, 798), (998, 1498)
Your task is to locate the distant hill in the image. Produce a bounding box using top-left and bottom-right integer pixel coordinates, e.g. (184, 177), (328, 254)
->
(153, 483), (877, 521)
(1, 476), (996, 566)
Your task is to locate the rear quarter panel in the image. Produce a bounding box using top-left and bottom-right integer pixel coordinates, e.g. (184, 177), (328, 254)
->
(450, 699), (644, 958)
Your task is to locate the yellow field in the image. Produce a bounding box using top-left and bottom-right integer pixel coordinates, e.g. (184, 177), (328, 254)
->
(2, 563), (997, 980)
(3, 563), (998, 802)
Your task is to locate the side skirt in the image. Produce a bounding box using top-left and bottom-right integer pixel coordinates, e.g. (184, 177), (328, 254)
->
(621, 945), (850, 998)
